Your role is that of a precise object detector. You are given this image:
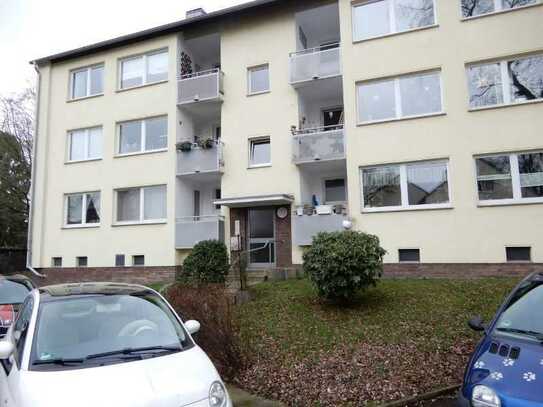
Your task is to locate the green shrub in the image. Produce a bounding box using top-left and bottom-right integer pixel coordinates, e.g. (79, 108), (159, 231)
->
(303, 231), (386, 301)
(181, 240), (230, 284)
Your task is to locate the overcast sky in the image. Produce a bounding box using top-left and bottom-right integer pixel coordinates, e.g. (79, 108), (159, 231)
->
(0, 0), (248, 96)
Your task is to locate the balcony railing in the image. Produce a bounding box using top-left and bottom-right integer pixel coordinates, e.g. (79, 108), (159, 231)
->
(178, 68), (224, 105)
(293, 210), (346, 246)
(176, 216), (225, 249)
(289, 44), (341, 85)
(177, 141), (224, 176)
(292, 125), (345, 164)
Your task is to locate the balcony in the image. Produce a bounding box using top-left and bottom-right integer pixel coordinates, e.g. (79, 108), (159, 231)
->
(178, 68), (224, 105)
(289, 44), (341, 86)
(176, 216), (225, 249)
(293, 206), (346, 246)
(292, 125), (345, 165)
(177, 140), (224, 177)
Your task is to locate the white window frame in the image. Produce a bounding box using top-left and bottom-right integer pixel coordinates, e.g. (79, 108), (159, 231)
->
(467, 53), (543, 110)
(357, 69), (444, 124)
(248, 136), (272, 168)
(118, 48), (168, 90)
(63, 191), (101, 228)
(460, 0), (541, 20)
(67, 126), (102, 162)
(116, 116), (168, 156)
(352, 0), (437, 42)
(114, 185), (167, 225)
(475, 151), (543, 206)
(247, 64), (270, 95)
(69, 64), (104, 100)
(360, 159), (452, 212)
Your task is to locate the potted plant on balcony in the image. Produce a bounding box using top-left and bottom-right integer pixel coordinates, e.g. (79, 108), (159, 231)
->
(176, 140), (193, 152)
(198, 137), (215, 149)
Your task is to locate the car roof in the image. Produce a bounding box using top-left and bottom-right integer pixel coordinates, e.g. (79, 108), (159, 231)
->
(0, 274), (33, 282)
(38, 282), (154, 301)
(525, 271), (543, 283)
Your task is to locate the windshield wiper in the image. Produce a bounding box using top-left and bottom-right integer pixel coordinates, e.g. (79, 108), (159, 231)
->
(86, 345), (182, 360)
(33, 357), (85, 366)
(496, 327), (543, 343)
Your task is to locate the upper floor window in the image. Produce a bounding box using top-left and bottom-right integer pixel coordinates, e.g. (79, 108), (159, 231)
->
(115, 185), (167, 224)
(248, 64), (270, 95)
(65, 192), (101, 227)
(68, 127), (102, 162)
(70, 64), (104, 99)
(249, 137), (271, 167)
(352, 0), (436, 42)
(117, 116), (167, 155)
(357, 70), (442, 123)
(119, 49), (168, 89)
(475, 151), (543, 204)
(467, 54), (543, 109)
(361, 160), (450, 211)
(461, 0), (538, 18)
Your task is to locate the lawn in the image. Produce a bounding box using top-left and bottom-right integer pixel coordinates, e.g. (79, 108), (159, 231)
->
(235, 277), (519, 406)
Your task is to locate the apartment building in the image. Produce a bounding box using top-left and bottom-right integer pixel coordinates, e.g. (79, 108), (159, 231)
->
(29, 0), (543, 281)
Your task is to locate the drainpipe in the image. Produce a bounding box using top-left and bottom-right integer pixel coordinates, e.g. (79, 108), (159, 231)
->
(26, 63), (46, 278)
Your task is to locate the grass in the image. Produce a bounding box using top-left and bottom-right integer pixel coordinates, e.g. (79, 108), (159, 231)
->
(238, 278), (518, 361)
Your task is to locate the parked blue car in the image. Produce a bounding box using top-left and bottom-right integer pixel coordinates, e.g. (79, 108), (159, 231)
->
(459, 271), (543, 407)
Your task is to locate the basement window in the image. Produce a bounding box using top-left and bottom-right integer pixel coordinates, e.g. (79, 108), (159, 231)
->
(51, 257), (62, 267)
(133, 255), (145, 266)
(506, 247), (531, 262)
(399, 249), (420, 263)
(76, 256), (88, 267)
(115, 254), (125, 267)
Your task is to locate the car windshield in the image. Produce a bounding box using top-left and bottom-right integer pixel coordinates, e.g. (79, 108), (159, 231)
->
(0, 280), (31, 305)
(30, 292), (191, 369)
(493, 280), (543, 342)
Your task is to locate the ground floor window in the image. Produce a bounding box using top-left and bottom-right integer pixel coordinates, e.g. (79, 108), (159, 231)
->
(115, 185), (167, 224)
(65, 192), (100, 227)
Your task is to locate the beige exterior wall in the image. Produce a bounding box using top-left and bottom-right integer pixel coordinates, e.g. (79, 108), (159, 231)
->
(31, 0), (543, 269)
(32, 35), (179, 268)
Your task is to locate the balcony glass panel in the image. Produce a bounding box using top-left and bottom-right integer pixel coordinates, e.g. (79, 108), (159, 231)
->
(293, 212), (346, 246)
(292, 126), (345, 164)
(177, 142), (223, 175)
(178, 69), (224, 104)
(176, 216), (224, 248)
(289, 44), (341, 84)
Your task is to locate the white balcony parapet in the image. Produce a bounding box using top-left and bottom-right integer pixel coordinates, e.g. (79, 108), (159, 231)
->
(292, 125), (345, 164)
(176, 215), (225, 248)
(289, 43), (341, 85)
(177, 140), (224, 176)
(178, 68), (224, 105)
(292, 209), (346, 246)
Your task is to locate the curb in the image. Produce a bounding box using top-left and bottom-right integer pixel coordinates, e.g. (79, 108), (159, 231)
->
(380, 384), (460, 407)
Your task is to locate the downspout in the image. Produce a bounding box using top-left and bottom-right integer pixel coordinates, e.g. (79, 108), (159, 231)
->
(26, 63), (46, 278)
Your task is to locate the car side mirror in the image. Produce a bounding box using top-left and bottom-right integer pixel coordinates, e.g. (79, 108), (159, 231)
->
(468, 315), (486, 332)
(185, 320), (201, 335)
(0, 341), (14, 359)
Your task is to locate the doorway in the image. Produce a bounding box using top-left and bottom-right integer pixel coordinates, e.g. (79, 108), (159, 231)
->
(247, 207), (275, 267)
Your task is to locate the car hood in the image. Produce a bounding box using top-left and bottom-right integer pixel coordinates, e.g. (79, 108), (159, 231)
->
(18, 346), (220, 407)
(467, 336), (543, 404)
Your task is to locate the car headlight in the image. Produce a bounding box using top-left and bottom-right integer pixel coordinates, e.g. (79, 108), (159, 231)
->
(472, 385), (501, 407)
(209, 381), (227, 407)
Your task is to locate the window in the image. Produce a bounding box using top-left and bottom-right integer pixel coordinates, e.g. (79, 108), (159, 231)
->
(249, 137), (271, 167)
(467, 54), (543, 108)
(70, 64), (104, 99)
(361, 160), (450, 211)
(115, 185), (167, 224)
(506, 247), (531, 262)
(133, 255), (145, 266)
(118, 116), (167, 155)
(352, 0), (436, 41)
(119, 49), (168, 89)
(399, 249), (420, 262)
(248, 65), (270, 94)
(65, 192), (100, 226)
(51, 257), (62, 267)
(475, 151), (543, 204)
(324, 179), (347, 203)
(67, 127), (102, 162)
(215, 189), (222, 210)
(357, 70), (442, 123)
(461, 0), (538, 18)
(115, 254), (125, 267)
(76, 256), (88, 267)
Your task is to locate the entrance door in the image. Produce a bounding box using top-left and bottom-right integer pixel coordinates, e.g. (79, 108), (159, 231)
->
(248, 207), (275, 267)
